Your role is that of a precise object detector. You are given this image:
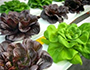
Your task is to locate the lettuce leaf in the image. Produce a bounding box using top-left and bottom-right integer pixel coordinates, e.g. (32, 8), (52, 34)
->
(69, 53), (82, 65)
(44, 25), (58, 42)
(48, 42), (81, 64)
(79, 23), (90, 32)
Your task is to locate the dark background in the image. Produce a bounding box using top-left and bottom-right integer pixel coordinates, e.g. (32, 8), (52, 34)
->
(68, 56), (90, 70)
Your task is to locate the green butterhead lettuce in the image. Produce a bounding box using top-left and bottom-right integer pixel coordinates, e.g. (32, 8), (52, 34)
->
(28, 0), (52, 9)
(0, 0), (30, 14)
(42, 22), (90, 65)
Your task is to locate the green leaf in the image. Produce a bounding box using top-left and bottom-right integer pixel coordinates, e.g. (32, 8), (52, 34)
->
(14, 7), (24, 12)
(48, 42), (78, 63)
(65, 23), (81, 39)
(5, 9), (10, 14)
(79, 23), (90, 32)
(58, 22), (68, 30)
(74, 38), (90, 55)
(57, 22), (68, 39)
(81, 53), (90, 59)
(58, 35), (77, 48)
(41, 39), (50, 45)
(47, 42), (62, 63)
(75, 31), (89, 44)
(0, 5), (7, 13)
(69, 53), (82, 65)
(44, 25), (58, 42)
